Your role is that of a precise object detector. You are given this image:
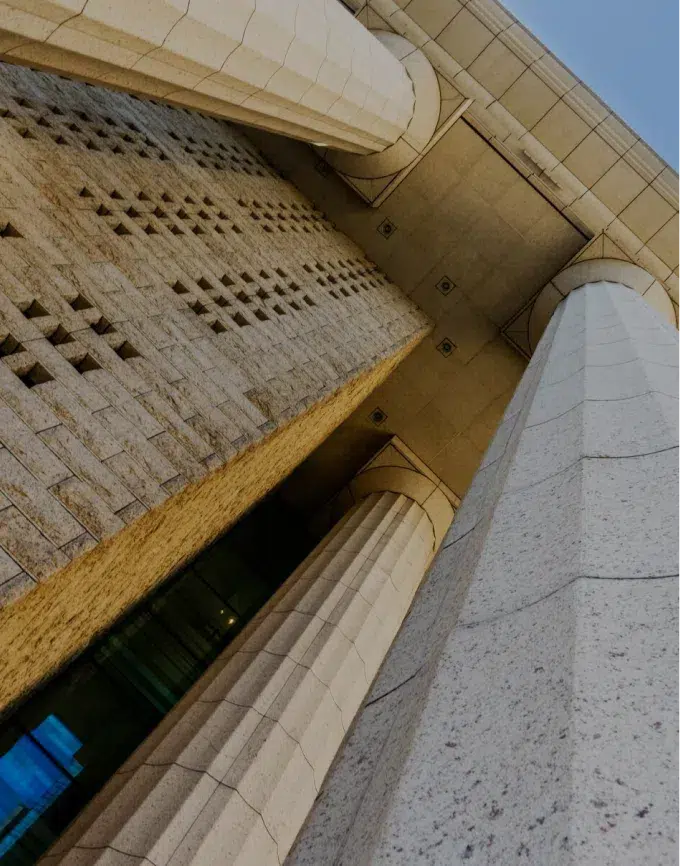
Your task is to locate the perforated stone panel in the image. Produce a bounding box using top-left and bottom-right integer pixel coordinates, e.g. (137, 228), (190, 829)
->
(0, 61), (428, 610)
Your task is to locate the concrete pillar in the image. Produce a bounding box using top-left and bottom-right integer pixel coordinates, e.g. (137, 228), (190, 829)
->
(287, 281), (678, 865)
(0, 0), (414, 153)
(47, 488), (451, 866)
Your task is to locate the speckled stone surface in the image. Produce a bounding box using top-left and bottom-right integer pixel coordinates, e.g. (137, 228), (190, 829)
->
(286, 281), (678, 866)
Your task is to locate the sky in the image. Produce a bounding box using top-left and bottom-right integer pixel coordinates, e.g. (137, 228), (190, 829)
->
(501, 0), (679, 168)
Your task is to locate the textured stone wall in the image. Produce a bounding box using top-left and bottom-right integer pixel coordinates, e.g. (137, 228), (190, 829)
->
(0, 337), (421, 715)
(0, 62), (428, 616)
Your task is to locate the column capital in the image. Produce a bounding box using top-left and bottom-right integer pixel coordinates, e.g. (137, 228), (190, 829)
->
(528, 258), (676, 352)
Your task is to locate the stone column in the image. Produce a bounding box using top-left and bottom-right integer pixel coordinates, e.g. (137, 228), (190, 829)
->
(47, 488), (450, 866)
(0, 0), (414, 153)
(288, 280), (678, 865)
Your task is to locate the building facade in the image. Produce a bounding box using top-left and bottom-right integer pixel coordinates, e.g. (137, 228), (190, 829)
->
(0, 0), (676, 864)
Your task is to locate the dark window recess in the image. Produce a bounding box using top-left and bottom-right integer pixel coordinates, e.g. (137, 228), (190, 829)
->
(114, 341), (141, 361)
(18, 362), (53, 388)
(70, 354), (101, 374)
(0, 492), (316, 864)
(22, 300), (49, 319)
(0, 334), (23, 356)
(47, 325), (74, 346)
(69, 295), (93, 311)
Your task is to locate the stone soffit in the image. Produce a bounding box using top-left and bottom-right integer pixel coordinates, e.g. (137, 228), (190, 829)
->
(503, 238), (678, 358)
(344, 0), (678, 327)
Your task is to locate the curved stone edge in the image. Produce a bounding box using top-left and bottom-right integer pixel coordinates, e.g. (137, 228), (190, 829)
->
(326, 31), (440, 179)
(528, 258), (676, 351)
(42, 490), (442, 866)
(0, 0), (414, 153)
(350, 465), (454, 550)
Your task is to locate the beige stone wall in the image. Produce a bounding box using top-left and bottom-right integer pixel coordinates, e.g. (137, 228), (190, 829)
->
(0, 335), (421, 716)
(0, 61), (429, 705)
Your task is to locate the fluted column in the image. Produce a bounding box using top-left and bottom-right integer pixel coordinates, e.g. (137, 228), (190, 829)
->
(0, 0), (414, 153)
(288, 281), (678, 865)
(46, 489), (447, 866)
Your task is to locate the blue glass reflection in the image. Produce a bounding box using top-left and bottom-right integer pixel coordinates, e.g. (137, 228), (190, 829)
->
(0, 716), (82, 857)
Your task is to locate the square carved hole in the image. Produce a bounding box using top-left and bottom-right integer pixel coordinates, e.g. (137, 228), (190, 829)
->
(47, 324), (74, 346)
(161, 192), (174, 202)
(340, 287), (350, 297)
(125, 206), (140, 218)
(197, 277), (213, 292)
(302, 264), (313, 274)
(177, 208), (190, 220)
(289, 301), (301, 311)
(273, 304), (286, 316)
(231, 312), (249, 327)
(203, 196), (214, 206)
(153, 206), (166, 218)
(303, 295), (316, 307)
(18, 362), (53, 388)
(69, 294), (93, 311)
(189, 300), (209, 315)
(210, 320), (226, 334)
(79, 187), (94, 198)
(256, 288), (269, 300)
(254, 309), (269, 322)
(274, 286), (285, 297)
(22, 299), (49, 318)
(215, 296), (230, 308)
(220, 274), (234, 287)
(214, 224), (225, 235)
(143, 224), (158, 235)
(96, 204), (111, 216)
(288, 282), (300, 292)
(259, 270), (269, 279)
(115, 341), (141, 360)
(0, 334), (23, 356)
(232, 224), (242, 235)
(172, 281), (189, 295)
(329, 290), (338, 300)
(71, 353), (101, 374)
(241, 272), (254, 283)
(191, 225), (204, 235)
(91, 316), (116, 335)
(0, 222), (22, 239)
(170, 225), (183, 235)
(236, 291), (251, 304)
(110, 190), (124, 200)
(113, 223), (131, 236)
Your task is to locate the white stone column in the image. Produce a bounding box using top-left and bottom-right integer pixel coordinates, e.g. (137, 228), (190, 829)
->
(46, 489), (448, 866)
(0, 0), (414, 153)
(288, 281), (678, 865)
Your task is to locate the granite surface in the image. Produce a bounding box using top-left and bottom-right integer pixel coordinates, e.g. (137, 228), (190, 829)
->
(286, 281), (678, 866)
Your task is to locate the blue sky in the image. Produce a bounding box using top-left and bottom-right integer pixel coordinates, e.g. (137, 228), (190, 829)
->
(501, 0), (678, 168)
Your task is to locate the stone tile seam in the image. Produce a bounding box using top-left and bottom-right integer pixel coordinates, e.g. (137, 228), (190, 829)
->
(444, 336), (556, 547)
(68, 842), (162, 866)
(547, 330), (675, 364)
(524, 390), (680, 431)
(542, 355), (678, 389)
(364, 662), (424, 708)
(504, 444), (680, 497)
(459, 572), (679, 629)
